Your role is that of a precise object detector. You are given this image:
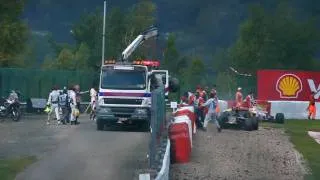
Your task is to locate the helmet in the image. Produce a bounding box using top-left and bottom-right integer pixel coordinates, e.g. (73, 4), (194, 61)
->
(73, 108), (80, 117)
(44, 105), (52, 114)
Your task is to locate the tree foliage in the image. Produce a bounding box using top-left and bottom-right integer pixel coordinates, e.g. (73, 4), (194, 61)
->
(229, 3), (320, 74)
(0, 0), (29, 67)
(42, 43), (90, 70)
(43, 0), (157, 71)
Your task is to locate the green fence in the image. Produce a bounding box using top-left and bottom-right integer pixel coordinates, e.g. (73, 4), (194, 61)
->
(149, 85), (167, 170)
(0, 68), (99, 101)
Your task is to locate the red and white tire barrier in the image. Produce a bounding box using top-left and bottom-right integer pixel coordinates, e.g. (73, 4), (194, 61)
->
(169, 105), (196, 164)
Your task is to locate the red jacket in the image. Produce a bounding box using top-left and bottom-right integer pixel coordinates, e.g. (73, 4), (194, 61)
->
(235, 91), (243, 107)
(243, 95), (252, 108)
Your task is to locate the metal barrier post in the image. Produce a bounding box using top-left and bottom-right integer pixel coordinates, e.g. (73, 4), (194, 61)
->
(149, 85), (166, 169)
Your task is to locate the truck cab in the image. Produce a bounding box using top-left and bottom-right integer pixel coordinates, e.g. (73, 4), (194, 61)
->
(96, 60), (167, 130)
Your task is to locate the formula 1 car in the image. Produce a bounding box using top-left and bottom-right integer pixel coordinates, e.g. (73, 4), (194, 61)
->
(218, 107), (259, 131)
(218, 105), (285, 131)
(249, 102), (285, 124)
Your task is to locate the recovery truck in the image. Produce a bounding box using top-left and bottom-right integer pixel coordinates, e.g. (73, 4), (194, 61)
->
(96, 27), (175, 131)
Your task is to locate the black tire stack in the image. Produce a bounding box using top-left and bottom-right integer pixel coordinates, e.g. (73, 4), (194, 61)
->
(275, 113), (285, 124)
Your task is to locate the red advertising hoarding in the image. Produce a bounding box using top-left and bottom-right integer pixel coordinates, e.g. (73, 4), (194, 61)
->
(257, 70), (320, 101)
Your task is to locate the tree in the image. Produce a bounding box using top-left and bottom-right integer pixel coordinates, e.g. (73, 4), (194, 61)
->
(42, 55), (55, 69)
(0, 0), (29, 67)
(230, 3), (320, 74)
(105, 7), (127, 59)
(163, 34), (180, 73)
(124, 0), (156, 45)
(74, 43), (90, 70)
(180, 57), (205, 91)
(71, 8), (103, 70)
(124, 0), (157, 60)
(211, 47), (231, 73)
(215, 72), (237, 99)
(42, 43), (90, 71)
(56, 49), (74, 70)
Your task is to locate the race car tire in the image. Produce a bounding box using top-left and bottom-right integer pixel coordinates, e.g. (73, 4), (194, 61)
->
(96, 119), (104, 131)
(218, 112), (229, 128)
(275, 113), (285, 124)
(243, 111), (251, 118)
(244, 118), (253, 131)
(251, 117), (259, 130)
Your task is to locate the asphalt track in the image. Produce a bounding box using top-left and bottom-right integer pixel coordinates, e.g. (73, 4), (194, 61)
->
(0, 115), (149, 180)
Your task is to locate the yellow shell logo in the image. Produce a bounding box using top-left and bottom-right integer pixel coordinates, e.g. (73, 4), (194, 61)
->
(276, 74), (302, 98)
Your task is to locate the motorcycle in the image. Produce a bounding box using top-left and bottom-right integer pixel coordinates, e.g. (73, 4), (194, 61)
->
(0, 92), (21, 122)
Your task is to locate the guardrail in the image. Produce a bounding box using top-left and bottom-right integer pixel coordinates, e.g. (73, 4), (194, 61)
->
(149, 85), (168, 179)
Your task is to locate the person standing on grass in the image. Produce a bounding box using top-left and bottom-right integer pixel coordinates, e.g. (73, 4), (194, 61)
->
(307, 91), (316, 120)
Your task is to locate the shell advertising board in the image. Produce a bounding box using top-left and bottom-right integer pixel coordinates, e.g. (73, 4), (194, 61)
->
(257, 70), (320, 101)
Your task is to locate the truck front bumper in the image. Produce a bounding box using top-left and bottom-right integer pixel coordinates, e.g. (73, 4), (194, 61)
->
(96, 106), (150, 123)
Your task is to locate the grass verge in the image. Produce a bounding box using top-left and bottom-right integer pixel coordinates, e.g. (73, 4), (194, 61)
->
(0, 156), (37, 180)
(262, 120), (320, 180)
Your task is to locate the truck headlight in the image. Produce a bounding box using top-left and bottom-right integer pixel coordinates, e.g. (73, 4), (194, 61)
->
(97, 107), (111, 113)
(98, 98), (104, 106)
(142, 98), (151, 106)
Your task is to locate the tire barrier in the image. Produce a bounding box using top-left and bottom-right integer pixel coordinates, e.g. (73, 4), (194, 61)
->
(174, 108), (196, 135)
(169, 119), (191, 163)
(169, 105), (196, 164)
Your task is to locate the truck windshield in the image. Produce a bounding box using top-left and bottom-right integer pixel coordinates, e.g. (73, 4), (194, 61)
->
(101, 68), (146, 90)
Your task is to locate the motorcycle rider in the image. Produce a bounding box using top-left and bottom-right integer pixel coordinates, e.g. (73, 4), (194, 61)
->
(201, 92), (221, 132)
(47, 86), (61, 125)
(8, 90), (18, 101)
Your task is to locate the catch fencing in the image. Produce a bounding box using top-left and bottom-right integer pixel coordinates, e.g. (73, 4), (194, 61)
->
(0, 68), (99, 101)
(149, 85), (169, 178)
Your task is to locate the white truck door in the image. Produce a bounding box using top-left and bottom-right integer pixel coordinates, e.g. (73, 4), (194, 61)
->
(150, 70), (169, 100)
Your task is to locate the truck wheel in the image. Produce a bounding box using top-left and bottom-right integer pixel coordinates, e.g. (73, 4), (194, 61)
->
(96, 119), (104, 131)
(251, 117), (259, 130)
(244, 118), (253, 131)
(140, 122), (150, 132)
(275, 113), (285, 124)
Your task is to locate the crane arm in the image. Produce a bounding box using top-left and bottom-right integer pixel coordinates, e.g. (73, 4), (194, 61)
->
(121, 26), (158, 62)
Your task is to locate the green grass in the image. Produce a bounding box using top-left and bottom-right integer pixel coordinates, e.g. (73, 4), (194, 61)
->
(263, 120), (320, 180)
(0, 156), (37, 180)
(260, 121), (284, 129)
